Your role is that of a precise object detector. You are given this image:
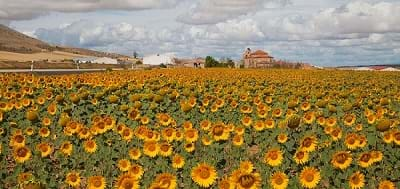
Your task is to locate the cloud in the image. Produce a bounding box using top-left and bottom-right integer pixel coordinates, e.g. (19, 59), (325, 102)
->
(262, 1), (400, 40)
(177, 0), (291, 25)
(0, 0), (178, 21)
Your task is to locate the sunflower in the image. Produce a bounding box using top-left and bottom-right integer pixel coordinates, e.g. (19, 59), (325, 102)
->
(88, 176), (106, 189)
(367, 114), (376, 124)
(26, 109), (38, 121)
(78, 127), (91, 139)
(219, 177), (234, 189)
(378, 180), (396, 189)
(175, 130), (183, 141)
(370, 150), (383, 163)
(299, 167), (321, 189)
(143, 141), (159, 157)
(202, 136), (213, 146)
(128, 164), (144, 180)
(293, 150), (309, 165)
(270, 172), (289, 189)
(128, 109), (141, 120)
(264, 148), (283, 167)
(84, 139), (97, 153)
(184, 128), (199, 143)
(162, 128), (176, 142)
(265, 119), (275, 129)
(253, 120), (265, 131)
(118, 159), (132, 172)
(331, 151), (352, 170)
(348, 171), (365, 189)
(159, 142), (173, 157)
(330, 128), (342, 141)
(326, 117), (337, 127)
(303, 112), (315, 124)
(241, 116), (252, 127)
(149, 173), (177, 189)
(345, 133), (359, 150)
(358, 152), (373, 168)
(257, 109), (268, 119)
(172, 154), (185, 169)
(129, 148), (141, 160)
(36, 142), (53, 157)
(316, 117), (325, 126)
(300, 136), (317, 152)
(272, 108), (283, 118)
(121, 127), (134, 142)
(200, 120), (212, 131)
(393, 131), (400, 145)
(191, 163), (217, 188)
(13, 146), (31, 163)
(10, 133), (25, 148)
(158, 113), (171, 126)
(382, 130), (393, 144)
(210, 123), (230, 141)
(343, 114), (356, 126)
(42, 117), (51, 126)
(301, 102), (311, 111)
(235, 126), (245, 135)
(140, 116), (150, 125)
(47, 102), (57, 115)
(357, 135), (367, 148)
(65, 171), (81, 187)
(277, 133), (288, 144)
(355, 124), (363, 132)
(115, 173), (139, 189)
(18, 172), (33, 184)
(230, 170), (261, 189)
(184, 142), (195, 153)
(39, 127), (50, 138)
(232, 134), (244, 147)
(60, 141), (73, 156)
(239, 161), (254, 174)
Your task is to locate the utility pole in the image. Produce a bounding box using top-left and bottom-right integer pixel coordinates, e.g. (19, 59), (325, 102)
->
(30, 61), (34, 72)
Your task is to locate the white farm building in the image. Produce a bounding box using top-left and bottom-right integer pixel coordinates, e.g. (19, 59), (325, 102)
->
(143, 53), (175, 65)
(73, 57), (118, 64)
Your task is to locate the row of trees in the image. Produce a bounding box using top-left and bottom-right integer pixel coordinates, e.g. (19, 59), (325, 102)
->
(205, 56), (235, 68)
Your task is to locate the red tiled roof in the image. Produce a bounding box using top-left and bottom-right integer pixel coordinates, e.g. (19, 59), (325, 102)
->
(249, 50), (273, 58)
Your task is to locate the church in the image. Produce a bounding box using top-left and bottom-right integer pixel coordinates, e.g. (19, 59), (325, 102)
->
(243, 48), (275, 68)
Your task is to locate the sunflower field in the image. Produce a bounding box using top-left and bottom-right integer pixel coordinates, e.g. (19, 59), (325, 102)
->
(0, 69), (399, 189)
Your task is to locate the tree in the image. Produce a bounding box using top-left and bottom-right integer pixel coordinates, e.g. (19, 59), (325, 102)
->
(226, 58), (235, 68)
(205, 56), (219, 68)
(133, 51), (138, 58)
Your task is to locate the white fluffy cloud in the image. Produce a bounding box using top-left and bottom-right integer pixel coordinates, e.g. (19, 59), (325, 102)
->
(263, 1), (400, 40)
(0, 0), (178, 21)
(177, 0), (291, 25)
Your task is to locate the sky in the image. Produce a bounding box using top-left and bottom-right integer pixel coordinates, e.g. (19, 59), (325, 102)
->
(1, 0), (400, 66)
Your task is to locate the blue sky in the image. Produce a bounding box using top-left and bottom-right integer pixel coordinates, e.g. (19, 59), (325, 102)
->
(1, 0), (399, 66)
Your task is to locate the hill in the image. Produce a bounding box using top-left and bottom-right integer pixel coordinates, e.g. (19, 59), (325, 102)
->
(0, 24), (128, 59)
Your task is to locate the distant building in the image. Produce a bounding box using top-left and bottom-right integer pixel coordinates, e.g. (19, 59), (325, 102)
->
(243, 48), (274, 68)
(172, 57), (205, 68)
(73, 57), (96, 64)
(143, 53), (175, 65)
(381, 67), (400, 71)
(92, 57), (118, 64)
(73, 57), (118, 64)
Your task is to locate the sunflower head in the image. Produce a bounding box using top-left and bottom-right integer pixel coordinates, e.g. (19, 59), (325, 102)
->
(191, 163), (217, 188)
(88, 175), (106, 189)
(270, 172), (289, 189)
(65, 171), (81, 187)
(299, 167), (321, 189)
(349, 171), (365, 189)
